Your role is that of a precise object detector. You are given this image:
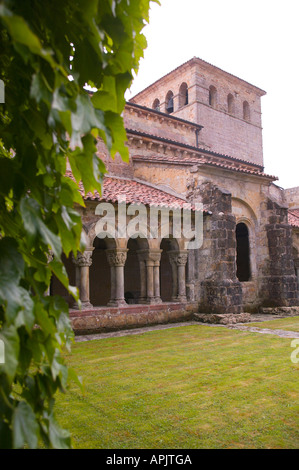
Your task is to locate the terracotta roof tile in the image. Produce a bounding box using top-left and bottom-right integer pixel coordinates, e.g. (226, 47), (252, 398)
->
(132, 153), (277, 180)
(67, 172), (199, 210)
(288, 209), (299, 228)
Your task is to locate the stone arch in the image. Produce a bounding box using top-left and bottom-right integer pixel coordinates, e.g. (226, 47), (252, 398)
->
(160, 238), (178, 301)
(232, 197), (258, 223)
(179, 82), (188, 108)
(236, 222), (251, 282)
(165, 90), (174, 114)
(125, 237), (149, 304)
(209, 85), (217, 108)
(152, 98), (160, 111)
(243, 100), (250, 121)
(86, 220), (123, 250)
(90, 236), (116, 306)
(227, 93), (234, 114)
(160, 237), (187, 302)
(232, 198), (258, 281)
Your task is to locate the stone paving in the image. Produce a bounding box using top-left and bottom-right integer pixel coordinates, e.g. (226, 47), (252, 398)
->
(75, 314), (299, 342)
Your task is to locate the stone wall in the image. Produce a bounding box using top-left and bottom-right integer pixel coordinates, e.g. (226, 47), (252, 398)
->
(70, 302), (198, 335)
(131, 57), (265, 166)
(194, 182), (243, 314)
(259, 199), (298, 306)
(285, 186), (299, 210)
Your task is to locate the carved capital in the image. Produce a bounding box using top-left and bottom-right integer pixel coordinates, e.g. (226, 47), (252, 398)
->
(168, 251), (188, 266)
(148, 250), (162, 264)
(72, 249), (94, 267)
(106, 249), (128, 267)
(177, 253), (188, 266)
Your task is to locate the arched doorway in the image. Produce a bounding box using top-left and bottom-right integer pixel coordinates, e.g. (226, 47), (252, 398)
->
(90, 237), (115, 306)
(236, 222), (251, 282)
(160, 237), (186, 302)
(124, 237), (149, 304)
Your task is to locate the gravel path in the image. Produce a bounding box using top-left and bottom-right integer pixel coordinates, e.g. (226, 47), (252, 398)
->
(75, 315), (299, 342)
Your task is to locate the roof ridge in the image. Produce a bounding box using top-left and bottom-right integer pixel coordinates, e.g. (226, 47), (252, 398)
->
(104, 175), (187, 202)
(131, 56), (266, 100)
(126, 128), (265, 170)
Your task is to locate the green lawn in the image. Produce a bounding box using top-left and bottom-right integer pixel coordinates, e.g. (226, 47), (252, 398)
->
(56, 322), (299, 449)
(249, 316), (299, 332)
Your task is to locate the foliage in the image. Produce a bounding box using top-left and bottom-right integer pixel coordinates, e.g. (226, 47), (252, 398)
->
(0, 0), (158, 448)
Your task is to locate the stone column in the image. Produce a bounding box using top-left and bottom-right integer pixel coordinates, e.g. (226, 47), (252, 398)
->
(106, 249), (128, 307)
(152, 250), (162, 304)
(176, 252), (188, 302)
(167, 251), (188, 302)
(137, 250), (162, 304)
(72, 248), (94, 309)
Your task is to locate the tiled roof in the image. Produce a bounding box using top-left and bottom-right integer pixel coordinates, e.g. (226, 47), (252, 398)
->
(126, 129), (277, 180)
(67, 172), (197, 210)
(289, 209), (299, 228)
(132, 153), (277, 180)
(127, 128), (265, 171)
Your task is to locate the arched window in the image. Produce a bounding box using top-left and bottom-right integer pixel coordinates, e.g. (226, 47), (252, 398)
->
(236, 222), (251, 282)
(165, 90), (174, 113)
(179, 82), (188, 108)
(227, 93), (234, 114)
(152, 98), (160, 112)
(209, 85), (217, 108)
(243, 101), (250, 121)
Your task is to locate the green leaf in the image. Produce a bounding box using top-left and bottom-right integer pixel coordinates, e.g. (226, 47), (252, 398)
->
(49, 259), (78, 300)
(68, 134), (106, 195)
(105, 111), (129, 161)
(70, 94), (110, 149)
(0, 238), (26, 322)
(15, 290), (35, 333)
(0, 324), (20, 384)
(20, 197), (62, 258)
(48, 413), (71, 449)
(12, 401), (38, 449)
(67, 367), (84, 394)
(1, 8), (42, 53)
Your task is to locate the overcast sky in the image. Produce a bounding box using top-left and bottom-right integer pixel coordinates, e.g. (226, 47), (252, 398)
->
(126, 0), (299, 189)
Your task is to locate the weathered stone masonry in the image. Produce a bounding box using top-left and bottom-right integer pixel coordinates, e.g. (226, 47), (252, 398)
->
(260, 200), (298, 306)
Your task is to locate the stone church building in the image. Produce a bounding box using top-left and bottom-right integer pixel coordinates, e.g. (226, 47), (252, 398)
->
(52, 57), (299, 334)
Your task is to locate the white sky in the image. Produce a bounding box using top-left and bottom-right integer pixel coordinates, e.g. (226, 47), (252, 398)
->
(126, 0), (299, 189)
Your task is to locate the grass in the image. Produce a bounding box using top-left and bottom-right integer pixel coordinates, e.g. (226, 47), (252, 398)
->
(249, 316), (299, 332)
(55, 322), (299, 449)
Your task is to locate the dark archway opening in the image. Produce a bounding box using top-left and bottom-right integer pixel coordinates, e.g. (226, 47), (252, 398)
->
(90, 237), (113, 306)
(236, 222), (251, 282)
(124, 237), (149, 304)
(160, 237), (179, 301)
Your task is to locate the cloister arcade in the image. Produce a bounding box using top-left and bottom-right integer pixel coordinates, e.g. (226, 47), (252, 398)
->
(51, 222), (190, 310)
